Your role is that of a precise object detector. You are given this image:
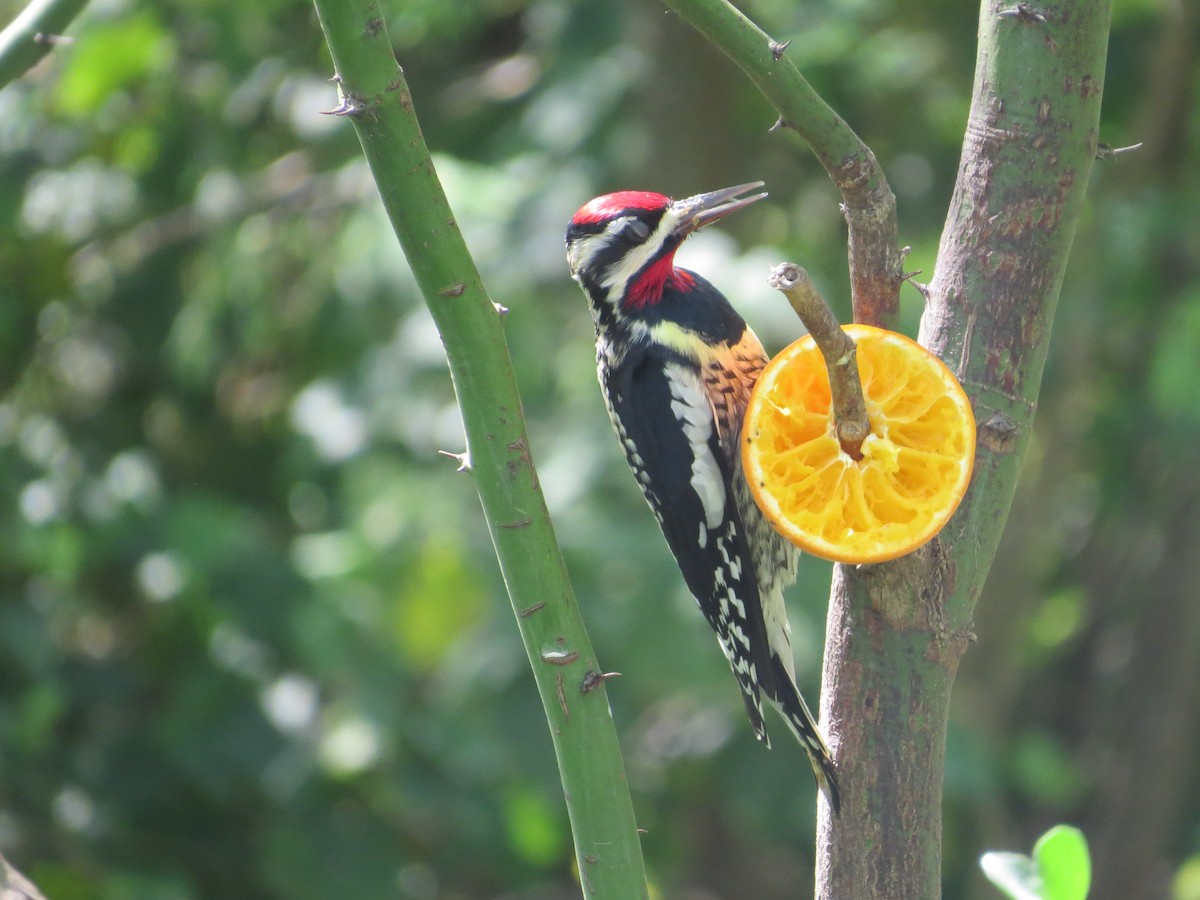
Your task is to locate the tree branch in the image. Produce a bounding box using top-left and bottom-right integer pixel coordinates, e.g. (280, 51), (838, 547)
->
(768, 263), (870, 459)
(310, 2), (647, 895)
(661, 0), (903, 328)
(664, 0), (1111, 895)
(817, 1), (1112, 896)
(0, 0), (89, 90)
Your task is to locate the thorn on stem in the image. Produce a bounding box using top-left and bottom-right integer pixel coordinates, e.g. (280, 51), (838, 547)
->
(320, 93), (368, 117)
(581, 671), (622, 693)
(904, 271), (931, 300)
(978, 411), (1020, 454)
(437, 449), (471, 472)
(768, 38), (791, 61)
(997, 2), (1047, 23)
(33, 32), (73, 45)
(1095, 141), (1143, 160)
(769, 116), (787, 133)
(494, 301), (509, 316)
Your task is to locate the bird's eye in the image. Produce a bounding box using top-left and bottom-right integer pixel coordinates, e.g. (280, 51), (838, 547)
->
(624, 219), (651, 241)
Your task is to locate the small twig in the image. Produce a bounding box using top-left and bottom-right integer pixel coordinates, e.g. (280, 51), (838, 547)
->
(768, 263), (871, 460)
(902, 269), (930, 299)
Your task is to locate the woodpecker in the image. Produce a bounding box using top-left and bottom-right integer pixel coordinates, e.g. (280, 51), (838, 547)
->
(565, 182), (840, 811)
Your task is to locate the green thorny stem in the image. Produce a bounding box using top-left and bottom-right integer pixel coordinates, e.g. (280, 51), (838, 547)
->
(662, 0), (905, 329)
(0, 0), (91, 89)
(311, 2), (648, 897)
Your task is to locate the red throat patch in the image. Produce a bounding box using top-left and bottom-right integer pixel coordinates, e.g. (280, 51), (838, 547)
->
(625, 256), (695, 310)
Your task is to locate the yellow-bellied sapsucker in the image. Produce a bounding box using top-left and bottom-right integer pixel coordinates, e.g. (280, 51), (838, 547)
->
(565, 182), (839, 811)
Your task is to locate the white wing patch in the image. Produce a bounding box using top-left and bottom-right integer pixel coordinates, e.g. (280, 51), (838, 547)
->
(664, 363), (725, 530)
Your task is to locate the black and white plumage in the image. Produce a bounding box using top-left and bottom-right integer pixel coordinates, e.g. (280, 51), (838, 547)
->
(565, 183), (840, 811)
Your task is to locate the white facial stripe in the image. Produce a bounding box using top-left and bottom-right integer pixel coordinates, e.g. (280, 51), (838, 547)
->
(567, 231), (612, 278)
(598, 210), (678, 305)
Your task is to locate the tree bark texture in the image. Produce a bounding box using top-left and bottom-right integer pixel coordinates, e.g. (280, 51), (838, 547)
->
(816, 1), (1112, 897)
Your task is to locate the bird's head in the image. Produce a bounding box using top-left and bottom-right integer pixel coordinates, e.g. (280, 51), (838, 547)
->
(565, 182), (767, 312)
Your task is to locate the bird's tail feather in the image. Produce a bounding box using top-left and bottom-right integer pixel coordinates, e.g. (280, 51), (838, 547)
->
(765, 653), (841, 814)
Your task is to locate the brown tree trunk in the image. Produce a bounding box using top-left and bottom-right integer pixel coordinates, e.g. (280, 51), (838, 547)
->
(816, 1), (1112, 895)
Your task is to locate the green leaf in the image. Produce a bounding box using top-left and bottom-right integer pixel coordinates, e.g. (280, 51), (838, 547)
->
(980, 850), (1042, 900)
(1174, 854), (1200, 900)
(981, 825), (1091, 900)
(1034, 825), (1091, 900)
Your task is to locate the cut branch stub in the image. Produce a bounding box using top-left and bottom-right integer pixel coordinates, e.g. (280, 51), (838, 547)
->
(768, 263), (871, 460)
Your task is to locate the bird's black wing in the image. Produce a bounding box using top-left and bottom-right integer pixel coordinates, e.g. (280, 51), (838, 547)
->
(604, 342), (777, 736)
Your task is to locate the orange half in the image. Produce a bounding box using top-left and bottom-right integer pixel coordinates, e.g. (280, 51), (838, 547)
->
(742, 324), (976, 564)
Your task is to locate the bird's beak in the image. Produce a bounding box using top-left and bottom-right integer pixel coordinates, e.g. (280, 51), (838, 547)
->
(670, 182), (767, 237)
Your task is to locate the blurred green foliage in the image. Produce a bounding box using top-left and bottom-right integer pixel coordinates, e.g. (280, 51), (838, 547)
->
(0, 0), (1197, 897)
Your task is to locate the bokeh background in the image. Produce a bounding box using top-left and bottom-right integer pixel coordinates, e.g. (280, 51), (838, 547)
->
(1, 0), (1198, 897)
